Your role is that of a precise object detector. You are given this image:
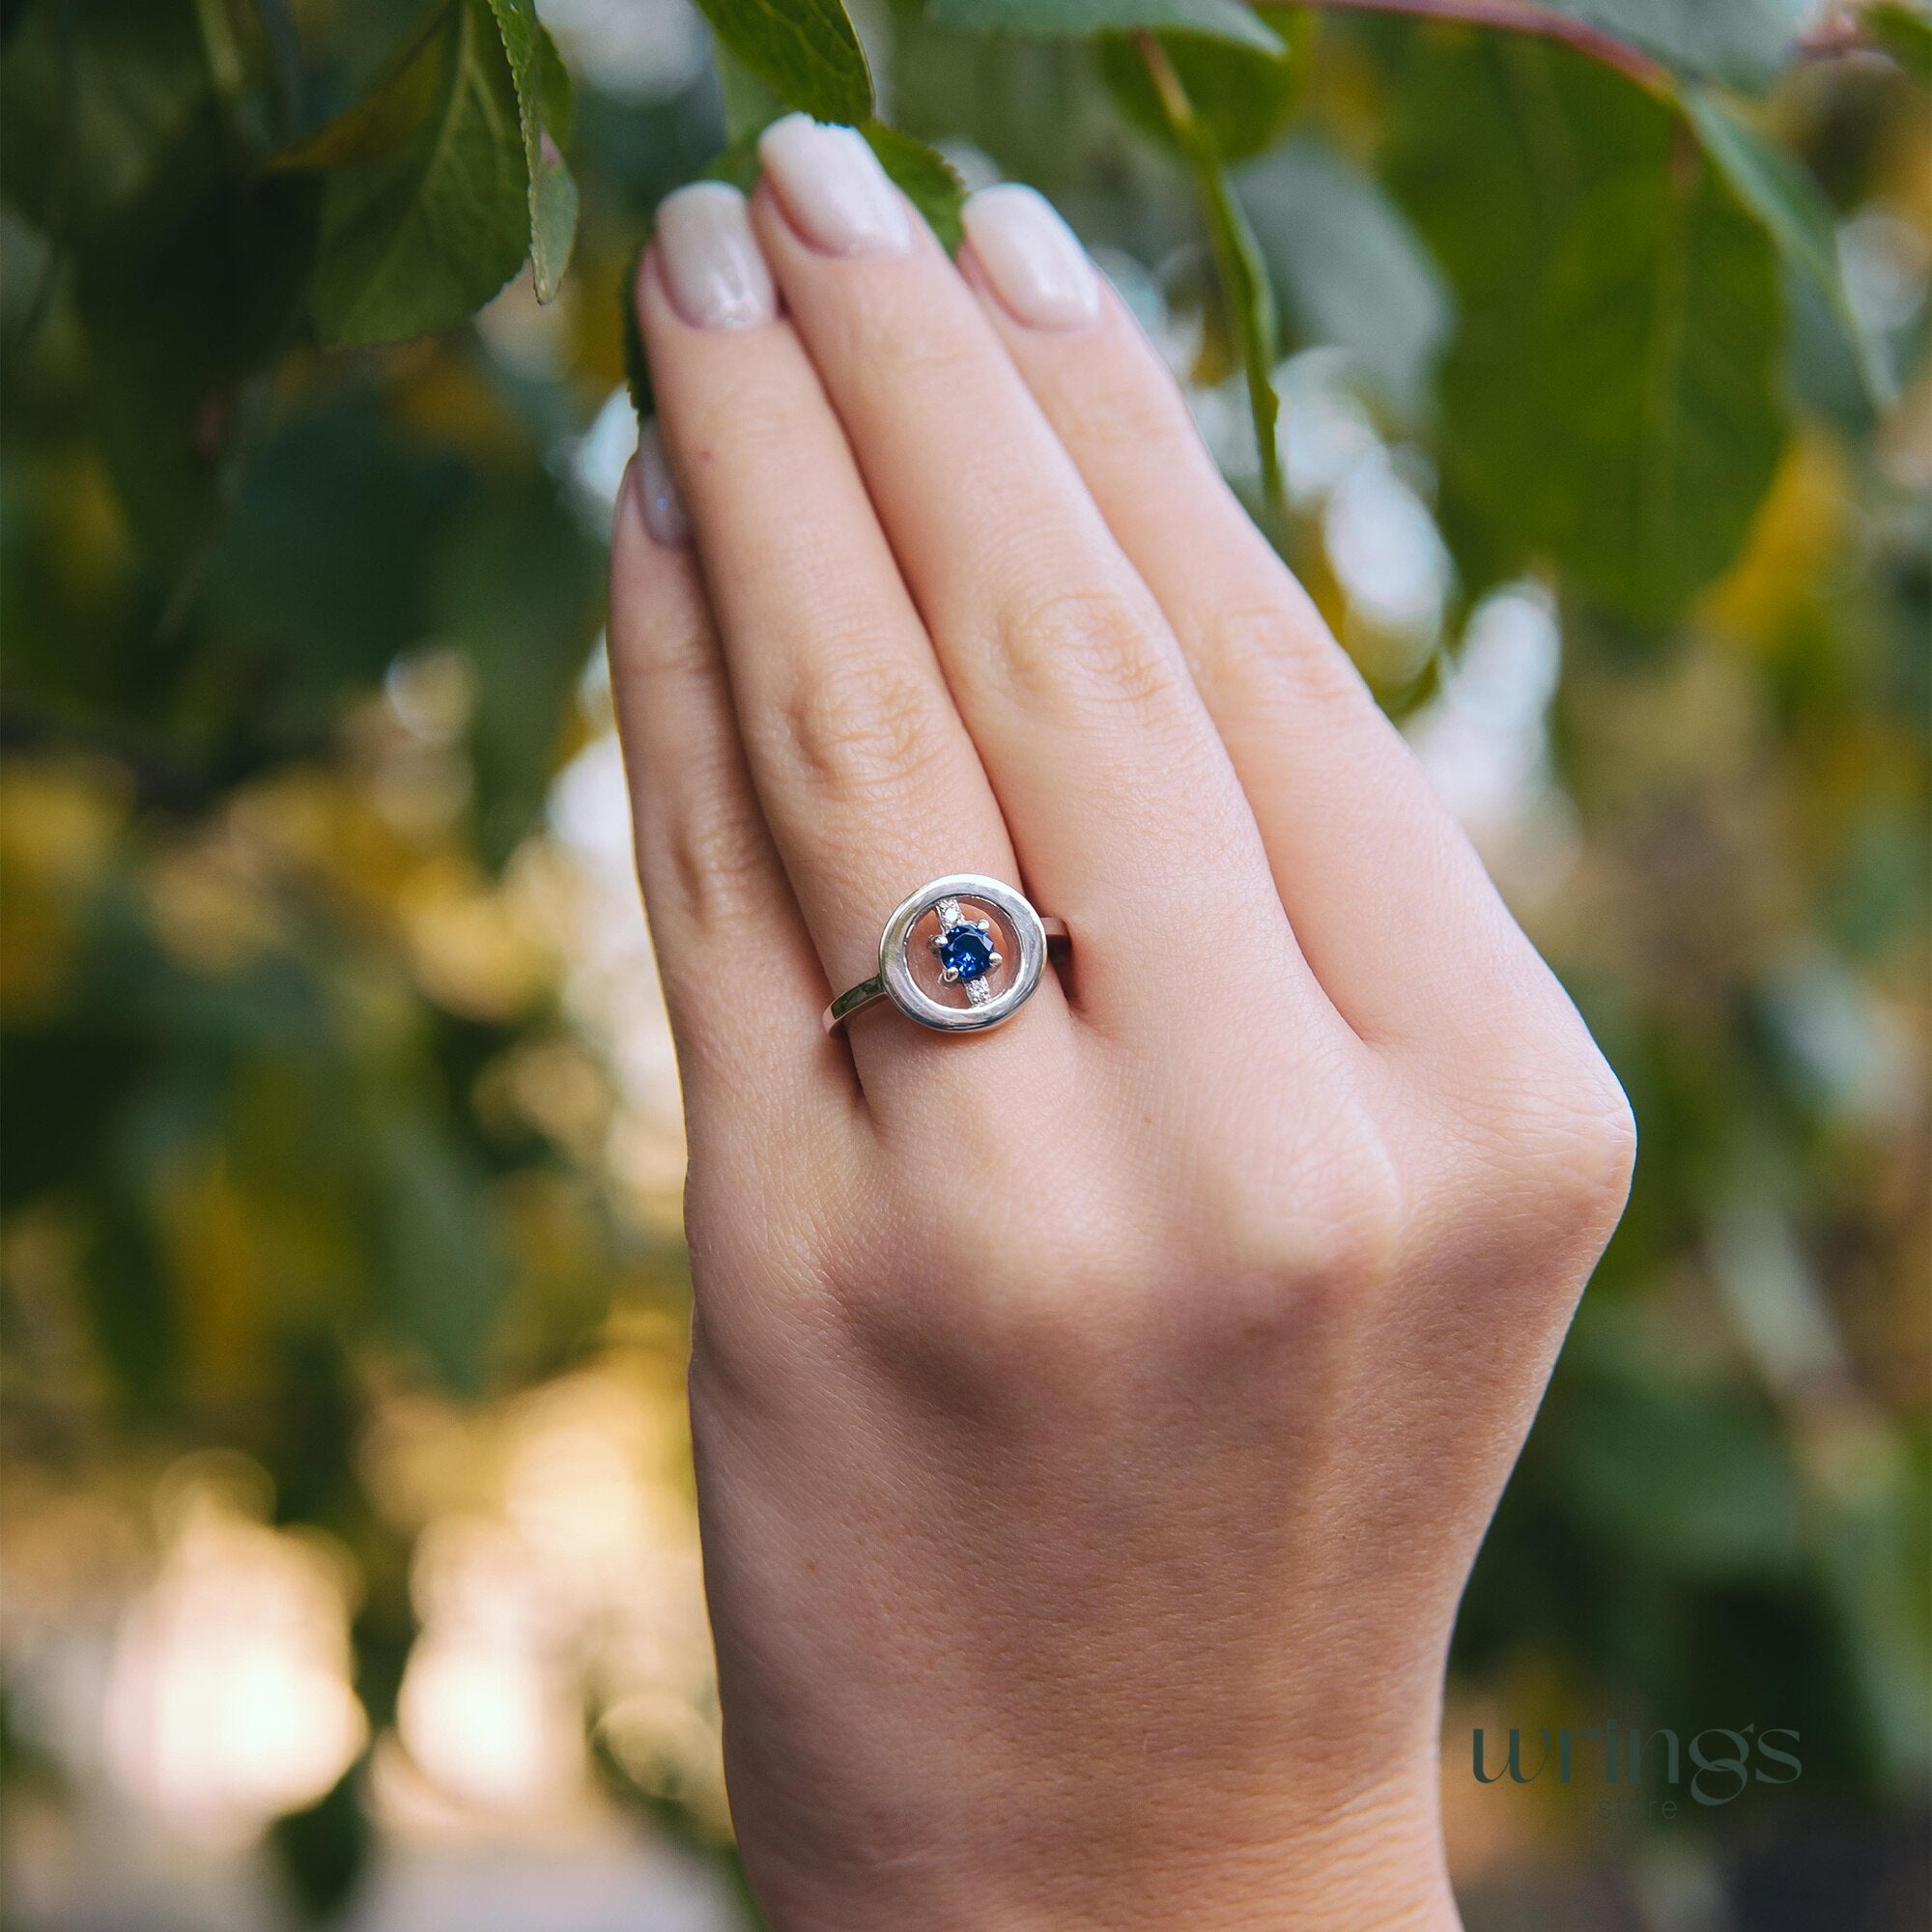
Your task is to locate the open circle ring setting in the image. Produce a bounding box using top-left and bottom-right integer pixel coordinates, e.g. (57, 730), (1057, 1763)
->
(822, 874), (1069, 1037)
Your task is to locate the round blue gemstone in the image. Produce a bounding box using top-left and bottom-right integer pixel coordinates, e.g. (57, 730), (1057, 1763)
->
(939, 923), (995, 981)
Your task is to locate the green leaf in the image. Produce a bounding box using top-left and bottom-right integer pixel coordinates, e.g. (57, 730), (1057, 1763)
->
(535, 17), (574, 138)
(1563, 1376), (1801, 1578)
(698, 128), (764, 191)
(1125, 38), (1282, 514)
(1684, 86), (1891, 408)
(84, 1185), (180, 1411)
(0, 0), (214, 233)
(525, 132), (579, 303)
(199, 399), (453, 696)
(1783, 257), (1875, 434)
(1238, 134), (1450, 417)
(713, 39), (786, 140)
(862, 123), (967, 251)
(1385, 41), (1786, 625)
(269, 6), (453, 172)
(485, 0), (578, 301)
(74, 105), (317, 569)
(622, 242), (654, 419)
(191, 0), (251, 99)
(1204, 162), (1283, 515)
(688, 0), (872, 126)
(427, 469), (605, 863)
(931, 0), (1283, 55)
(1094, 12), (1302, 164)
(1520, 164), (1784, 623)
(378, 1114), (510, 1395)
(1868, 4), (1932, 83)
(308, 0), (532, 347)
(1546, 0), (1810, 92)
(190, 0), (276, 143)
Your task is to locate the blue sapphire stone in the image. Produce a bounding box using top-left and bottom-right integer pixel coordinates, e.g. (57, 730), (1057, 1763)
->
(939, 923), (995, 981)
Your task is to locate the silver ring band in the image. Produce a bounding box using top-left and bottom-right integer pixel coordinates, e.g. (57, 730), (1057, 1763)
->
(823, 874), (1068, 1037)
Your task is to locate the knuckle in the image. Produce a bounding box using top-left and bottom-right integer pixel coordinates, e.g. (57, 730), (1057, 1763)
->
(657, 765), (771, 929)
(1184, 1082), (1412, 1364)
(979, 582), (1180, 722)
(1214, 1118), (1407, 1308)
(840, 1172), (1140, 1402)
(1226, 1185), (1403, 1309)
(925, 1251), (1112, 1391)
(1458, 1027), (1638, 1236)
(756, 649), (953, 812)
(613, 606), (716, 690)
(685, 1187), (847, 1401)
(1195, 599), (1368, 721)
(1547, 1055), (1638, 1228)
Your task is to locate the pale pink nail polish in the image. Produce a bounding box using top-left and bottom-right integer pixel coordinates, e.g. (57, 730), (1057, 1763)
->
(636, 420), (691, 547)
(756, 113), (912, 259)
(961, 185), (1100, 331)
(655, 182), (777, 329)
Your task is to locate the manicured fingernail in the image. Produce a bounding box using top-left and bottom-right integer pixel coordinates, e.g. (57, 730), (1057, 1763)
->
(655, 182), (776, 329)
(636, 420), (691, 547)
(962, 184), (1101, 331)
(756, 113), (911, 258)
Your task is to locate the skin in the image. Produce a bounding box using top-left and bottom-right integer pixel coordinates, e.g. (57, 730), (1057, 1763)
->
(608, 133), (1634, 1932)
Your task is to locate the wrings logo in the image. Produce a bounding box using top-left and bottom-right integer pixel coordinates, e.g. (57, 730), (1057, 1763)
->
(1473, 1721), (1802, 1820)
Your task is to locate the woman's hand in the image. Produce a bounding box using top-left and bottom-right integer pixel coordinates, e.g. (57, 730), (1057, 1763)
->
(608, 115), (1634, 1932)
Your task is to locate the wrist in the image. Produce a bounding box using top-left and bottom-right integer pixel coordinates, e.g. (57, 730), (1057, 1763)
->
(737, 1748), (1462, 1932)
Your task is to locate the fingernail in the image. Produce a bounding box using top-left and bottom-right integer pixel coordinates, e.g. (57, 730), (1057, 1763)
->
(636, 420), (691, 547)
(961, 185), (1100, 331)
(756, 113), (911, 259)
(655, 182), (776, 329)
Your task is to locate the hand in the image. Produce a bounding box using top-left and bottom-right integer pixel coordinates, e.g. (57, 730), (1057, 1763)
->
(608, 115), (1634, 1932)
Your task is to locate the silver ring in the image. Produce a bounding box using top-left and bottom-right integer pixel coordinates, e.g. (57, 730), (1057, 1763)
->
(823, 874), (1068, 1037)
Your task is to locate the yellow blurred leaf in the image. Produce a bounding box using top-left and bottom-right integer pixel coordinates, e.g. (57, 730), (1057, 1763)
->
(1695, 431), (1850, 647)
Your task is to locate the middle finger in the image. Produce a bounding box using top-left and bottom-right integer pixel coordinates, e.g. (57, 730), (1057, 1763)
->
(751, 116), (1332, 1038)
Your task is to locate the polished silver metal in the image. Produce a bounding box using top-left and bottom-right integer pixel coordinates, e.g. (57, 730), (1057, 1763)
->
(822, 874), (1067, 1037)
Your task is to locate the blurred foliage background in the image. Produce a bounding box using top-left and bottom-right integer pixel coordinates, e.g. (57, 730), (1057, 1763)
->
(0, 1), (1927, 1928)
